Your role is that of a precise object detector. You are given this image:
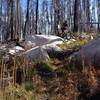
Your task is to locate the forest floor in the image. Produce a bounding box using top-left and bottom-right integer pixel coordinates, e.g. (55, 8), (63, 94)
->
(0, 35), (100, 100)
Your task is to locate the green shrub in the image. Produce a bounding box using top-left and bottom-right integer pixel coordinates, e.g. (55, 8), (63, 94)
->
(58, 39), (88, 50)
(25, 82), (34, 91)
(34, 61), (54, 82)
(15, 90), (23, 98)
(36, 61), (53, 73)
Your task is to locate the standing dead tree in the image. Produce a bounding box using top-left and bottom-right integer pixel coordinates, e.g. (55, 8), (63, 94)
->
(97, 0), (100, 32)
(16, 0), (22, 40)
(35, 0), (39, 34)
(9, 0), (14, 40)
(73, 0), (80, 33)
(23, 0), (30, 39)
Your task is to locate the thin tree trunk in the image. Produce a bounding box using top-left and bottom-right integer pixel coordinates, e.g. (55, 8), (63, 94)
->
(0, 0), (2, 20)
(16, 0), (21, 39)
(98, 0), (100, 32)
(10, 0), (14, 40)
(73, 0), (80, 33)
(86, 0), (90, 33)
(23, 0), (30, 39)
(35, 0), (39, 34)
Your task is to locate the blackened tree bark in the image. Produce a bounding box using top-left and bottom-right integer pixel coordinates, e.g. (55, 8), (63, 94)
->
(6, 0), (10, 40)
(46, 0), (49, 34)
(53, 0), (60, 36)
(98, 0), (100, 32)
(0, 0), (2, 20)
(16, 0), (22, 39)
(30, 0), (35, 35)
(86, 0), (90, 33)
(35, 0), (39, 34)
(73, 0), (80, 33)
(50, 0), (53, 34)
(23, 0), (30, 39)
(10, 0), (14, 40)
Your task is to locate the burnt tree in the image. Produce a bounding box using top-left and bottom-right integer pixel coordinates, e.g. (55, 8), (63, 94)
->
(73, 0), (80, 33)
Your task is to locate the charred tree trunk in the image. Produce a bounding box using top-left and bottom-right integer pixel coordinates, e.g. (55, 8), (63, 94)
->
(86, 0), (90, 33)
(73, 0), (80, 33)
(35, 0), (39, 34)
(10, 0), (14, 40)
(23, 0), (30, 39)
(53, 0), (60, 36)
(16, 0), (22, 40)
(0, 0), (2, 20)
(98, 0), (100, 32)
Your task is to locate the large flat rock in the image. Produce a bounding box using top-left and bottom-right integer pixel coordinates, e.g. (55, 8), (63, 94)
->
(71, 38), (100, 69)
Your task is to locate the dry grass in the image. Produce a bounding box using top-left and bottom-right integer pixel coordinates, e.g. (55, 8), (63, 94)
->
(0, 43), (100, 100)
(58, 39), (88, 50)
